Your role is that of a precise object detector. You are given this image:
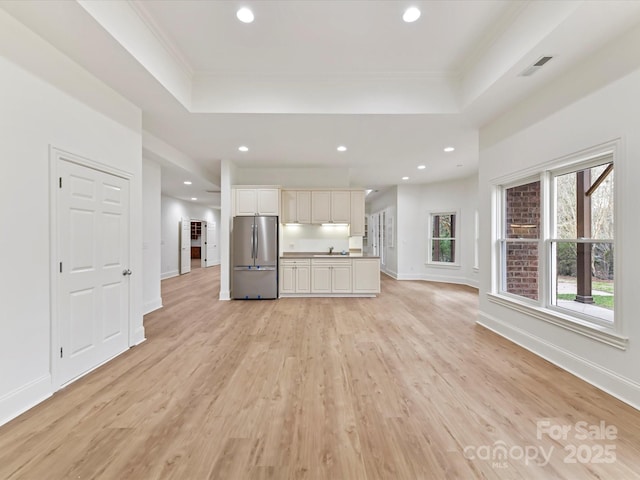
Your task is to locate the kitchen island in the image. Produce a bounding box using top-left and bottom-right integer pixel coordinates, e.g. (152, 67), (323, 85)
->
(279, 252), (380, 297)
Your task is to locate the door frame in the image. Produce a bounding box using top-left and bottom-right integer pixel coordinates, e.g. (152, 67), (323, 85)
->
(189, 217), (217, 268)
(49, 147), (136, 389)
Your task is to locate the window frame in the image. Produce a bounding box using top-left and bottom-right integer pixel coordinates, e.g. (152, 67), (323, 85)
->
(489, 141), (626, 349)
(427, 210), (460, 267)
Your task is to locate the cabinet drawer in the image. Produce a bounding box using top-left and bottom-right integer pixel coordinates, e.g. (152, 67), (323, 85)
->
(311, 258), (352, 266)
(280, 259), (311, 266)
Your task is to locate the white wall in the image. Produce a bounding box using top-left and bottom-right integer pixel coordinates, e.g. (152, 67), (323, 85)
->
(478, 64), (640, 408)
(161, 195), (219, 279)
(0, 10), (143, 425)
(396, 176), (478, 287)
(142, 158), (162, 314)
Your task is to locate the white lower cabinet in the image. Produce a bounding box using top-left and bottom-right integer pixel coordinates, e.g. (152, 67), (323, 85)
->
(280, 259), (310, 294)
(280, 257), (379, 296)
(311, 258), (352, 293)
(310, 264), (332, 294)
(352, 258), (381, 294)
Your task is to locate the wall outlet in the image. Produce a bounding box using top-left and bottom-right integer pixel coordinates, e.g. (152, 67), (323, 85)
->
(289, 243), (295, 248)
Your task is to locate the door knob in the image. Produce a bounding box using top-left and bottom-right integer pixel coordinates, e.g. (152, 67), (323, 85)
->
(122, 269), (132, 276)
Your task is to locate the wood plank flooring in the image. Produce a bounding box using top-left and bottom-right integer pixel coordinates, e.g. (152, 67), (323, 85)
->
(1, 266), (640, 479)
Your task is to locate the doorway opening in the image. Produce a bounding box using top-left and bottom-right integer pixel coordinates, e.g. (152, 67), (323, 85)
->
(190, 221), (203, 269)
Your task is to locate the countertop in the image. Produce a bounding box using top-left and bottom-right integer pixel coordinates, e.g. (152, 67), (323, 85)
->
(281, 252), (380, 259)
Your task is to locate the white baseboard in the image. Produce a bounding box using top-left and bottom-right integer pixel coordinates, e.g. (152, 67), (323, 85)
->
(143, 298), (163, 315)
(219, 290), (231, 301)
(161, 270), (179, 280)
(0, 375), (52, 427)
(207, 261), (221, 267)
(392, 272), (478, 289)
(478, 311), (640, 411)
(132, 326), (146, 346)
(381, 269), (398, 279)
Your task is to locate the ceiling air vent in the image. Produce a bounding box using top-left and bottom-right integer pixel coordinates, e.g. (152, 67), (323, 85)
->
(519, 56), (554, 77)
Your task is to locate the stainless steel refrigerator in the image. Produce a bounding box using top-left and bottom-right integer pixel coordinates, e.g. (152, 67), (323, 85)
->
(232, 216), (278, 299)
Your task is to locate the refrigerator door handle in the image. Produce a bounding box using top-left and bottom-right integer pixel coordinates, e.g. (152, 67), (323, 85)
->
(251, 223), (256, 259)
(255, 220), (259, 260)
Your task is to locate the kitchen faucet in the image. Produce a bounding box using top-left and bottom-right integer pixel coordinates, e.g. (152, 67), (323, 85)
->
(329, 246), (334, 254)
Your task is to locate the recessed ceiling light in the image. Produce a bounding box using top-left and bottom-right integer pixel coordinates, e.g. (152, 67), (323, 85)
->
(444, 146), (455, 152)
(402, 176), (409, 180)
(337, 145), (347, 152)
(236, 7), (254, 23)
(183, 181), (192, 185)
(417, 165), (426, 170)
(238, 146), (249, 152)
(191, 197), (198, 201)
(403, 7), (421, 23)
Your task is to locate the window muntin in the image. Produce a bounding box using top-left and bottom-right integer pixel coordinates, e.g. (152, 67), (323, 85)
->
(428, 212), (457, 264)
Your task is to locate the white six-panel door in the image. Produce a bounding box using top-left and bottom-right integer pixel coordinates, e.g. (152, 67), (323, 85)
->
(57, 159), (130, 386)
(180, 217), (191, 274)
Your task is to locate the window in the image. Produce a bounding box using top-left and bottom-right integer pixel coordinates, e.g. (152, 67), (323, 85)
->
(550, 160), (614, 324)
(428, 212), (458, 265)
(500, 180), (541, 300)
(492, 145), (621, 345)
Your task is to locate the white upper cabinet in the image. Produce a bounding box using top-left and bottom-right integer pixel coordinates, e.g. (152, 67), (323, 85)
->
(282, 190), (311, 223)
(257, 189), (279, 215)
(311, 191), (332, 223)
(235, 189), (257, 216)
(331, 191), (351, 223)
(283, 188), (362, 225)
(234, 188), (280, 216)
(296, 191), (311, 223)
(350, 190), (365, 236)
(311, 190), (351, 224)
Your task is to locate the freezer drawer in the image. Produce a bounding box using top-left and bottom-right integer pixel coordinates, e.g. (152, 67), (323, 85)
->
(233, 269), (278, 299)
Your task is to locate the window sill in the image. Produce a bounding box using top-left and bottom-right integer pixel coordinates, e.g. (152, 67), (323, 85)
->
(425, 262), (461, 269)
(487, 293), (628, 350)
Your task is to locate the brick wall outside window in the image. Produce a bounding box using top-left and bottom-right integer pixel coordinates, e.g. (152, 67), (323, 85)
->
(505, 181), (540, 300)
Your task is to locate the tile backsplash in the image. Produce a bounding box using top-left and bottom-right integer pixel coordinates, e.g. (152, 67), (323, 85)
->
(282, 224), (350, 252)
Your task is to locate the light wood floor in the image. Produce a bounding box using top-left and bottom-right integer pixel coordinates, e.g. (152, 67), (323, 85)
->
(1, 267), (640, 479)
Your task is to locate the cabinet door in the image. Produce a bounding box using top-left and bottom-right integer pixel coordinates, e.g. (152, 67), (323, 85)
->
(352, 258), (380, 293)
(282, 190), (296, 223)
(350, 190), (365, 236)
(311, 191), (331, 224)
(280, 265), (296, 293)
(235, 189), (257, 216)
(331, 191), (351, 223)
(331, 263), (353, 293)
(295, 265), (311, 293)
(257, 189), (279, 215)
(311, 265), (332, 293)
(296, 191), (311, 224)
